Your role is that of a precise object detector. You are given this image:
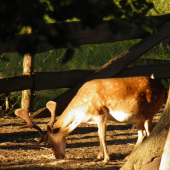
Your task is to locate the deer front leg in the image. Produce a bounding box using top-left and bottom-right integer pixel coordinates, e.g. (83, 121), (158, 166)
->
(97, 114), (110, 162)
(97, 139), (104, 160)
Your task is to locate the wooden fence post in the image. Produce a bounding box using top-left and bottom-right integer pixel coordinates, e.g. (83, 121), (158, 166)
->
(21, 27), (34, 112)
(21, 53), (34, 112)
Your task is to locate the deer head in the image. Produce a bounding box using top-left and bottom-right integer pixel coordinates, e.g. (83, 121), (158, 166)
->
(15, 101), (66, 159)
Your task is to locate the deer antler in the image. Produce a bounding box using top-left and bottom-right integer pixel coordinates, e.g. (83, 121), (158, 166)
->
(46, 101), (57, 129)
(15, 108), (46, 145)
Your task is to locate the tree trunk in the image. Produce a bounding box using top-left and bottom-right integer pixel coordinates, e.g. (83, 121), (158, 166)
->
(159, 127), (170, 170)
(121, 85), (170, 170)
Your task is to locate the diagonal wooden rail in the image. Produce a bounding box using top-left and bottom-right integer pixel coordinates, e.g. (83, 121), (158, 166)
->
(33, 21), (170, 118)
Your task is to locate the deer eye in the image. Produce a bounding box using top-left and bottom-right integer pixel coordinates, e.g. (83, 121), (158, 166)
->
(46, 140), (52, 147)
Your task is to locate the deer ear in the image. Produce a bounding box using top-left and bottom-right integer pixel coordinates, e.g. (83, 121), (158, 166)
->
(47, 125), (53, 134)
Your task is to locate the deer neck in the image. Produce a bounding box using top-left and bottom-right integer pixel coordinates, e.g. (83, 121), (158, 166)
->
(52, 107), (80, 137)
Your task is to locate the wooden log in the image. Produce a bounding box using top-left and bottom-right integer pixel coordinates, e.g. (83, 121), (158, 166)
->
(118, 63), (170, 79)
(33, 63), (170, 91)
(0, 15), (170, 53)
(0, 75), (33, 94)
(34, 21), (170, 118)
(33, 70), (95, 91)
(0, 70), (94, 94)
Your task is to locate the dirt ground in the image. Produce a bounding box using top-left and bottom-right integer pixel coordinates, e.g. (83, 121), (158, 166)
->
(0, 111), (162, 170)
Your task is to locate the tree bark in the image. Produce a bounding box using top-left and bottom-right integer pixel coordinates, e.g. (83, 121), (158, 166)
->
(159, 127), (170, 170)
(121, 85), (170, 170)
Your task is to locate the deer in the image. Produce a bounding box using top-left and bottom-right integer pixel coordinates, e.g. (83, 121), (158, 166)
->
(15, 77), (167, 162)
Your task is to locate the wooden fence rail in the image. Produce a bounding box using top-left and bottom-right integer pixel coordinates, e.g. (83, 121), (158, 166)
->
(0, 63), (170, 95)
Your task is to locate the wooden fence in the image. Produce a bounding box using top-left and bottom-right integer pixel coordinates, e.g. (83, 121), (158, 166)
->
(1, 15), (170, 117)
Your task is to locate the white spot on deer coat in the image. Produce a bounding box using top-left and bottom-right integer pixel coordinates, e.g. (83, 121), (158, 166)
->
(83, 99), (87, 102)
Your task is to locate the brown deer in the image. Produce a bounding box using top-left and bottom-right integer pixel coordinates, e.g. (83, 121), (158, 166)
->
(15, 77), (166, 162)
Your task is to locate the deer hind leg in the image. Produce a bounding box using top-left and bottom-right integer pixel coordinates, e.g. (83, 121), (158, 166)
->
(125, 121), (147, 160)
(144, 118), (153, 137)
(96, 114), (110, 162)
